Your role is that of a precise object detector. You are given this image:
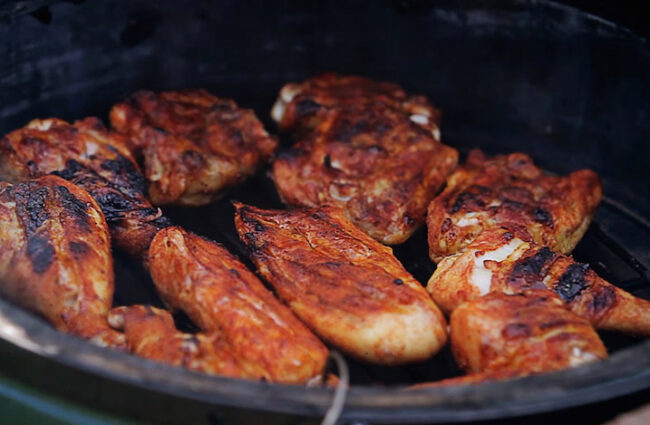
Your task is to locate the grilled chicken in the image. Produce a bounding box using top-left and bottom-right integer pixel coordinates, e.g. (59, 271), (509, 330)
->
(272, 73), (442, 139)
(415, 291), (607, 387)
(0, 118), (170, 263)
(108, 305), (254, 379)
(147, 226), (328, 384)
(427, 228), (650, 335)
(110, 89), (278, 206)
(451, 291), (606, 374)
(427, 149), (602, 262)
(0, 118), (325, 383)
(234, 203), (448, 364)
(271, 74), (458, 245)
(0, 176), (124, 348)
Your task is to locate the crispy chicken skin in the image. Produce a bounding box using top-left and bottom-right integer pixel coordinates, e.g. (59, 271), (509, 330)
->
(110, 89), (278, 206)
(147, 226), (328, 384)
(427, 149), (602, 262)
(415, 291), (607, 387)
(0, 118), (170, 263)
(108, 305), (254, 379)
(427, 228), (650, 335)
(234, 203), (448, 365)
(0, 176), (124, 348)
(271, 75), (458, 245)
(272, 73), (442, 139)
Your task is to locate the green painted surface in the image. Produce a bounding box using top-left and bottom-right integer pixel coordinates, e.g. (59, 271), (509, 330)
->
(0, 373), (136, 425)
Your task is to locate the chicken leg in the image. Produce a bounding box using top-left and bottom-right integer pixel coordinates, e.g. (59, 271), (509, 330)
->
(0, 175), (124, 348)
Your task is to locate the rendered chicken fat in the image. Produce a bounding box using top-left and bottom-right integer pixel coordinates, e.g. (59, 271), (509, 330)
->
(471, 237), (525, 295)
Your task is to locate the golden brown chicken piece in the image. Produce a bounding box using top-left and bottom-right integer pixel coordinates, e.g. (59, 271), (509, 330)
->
(234, 203), (448, 365)
(147, 226), (328, 384)
(427, 228), (650, 335)
(271, 74), (458, 245)
(110, 89), (278, 206)
(451, 291), (606, 374)
(108, 305), (255, 379)
(0, 118), (324, 383)
(414, 291), (607, 387)
(0, 175), (124, 348)
(427, 149), (602, 262)
(0, 118), (170, 263)
(272, 73), (442, 139)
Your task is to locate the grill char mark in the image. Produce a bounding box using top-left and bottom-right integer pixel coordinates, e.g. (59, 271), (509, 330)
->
(10, 183), (57, 274)
(508, 247), (556, 290)
(54, 185), (91, 232)
(94, 192), (137, 221)
(555, 263), (590, 302)
(450, 189), (487, 213)
(69, 241), (90, 256)
(295, 98), (321, 117)
(27, 234), (55, 274)
(51, 158), (84, 181)
(587, 285), (617, 318)
(16, 185), (49, 235)
(333, 117), (368, 142)
(53, 158), (167, 230)
(100, 156), (148, 197)
(534, 207), (553, 226)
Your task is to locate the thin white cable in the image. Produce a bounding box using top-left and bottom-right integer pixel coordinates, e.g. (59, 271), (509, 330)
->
(321, 350), (350, 425)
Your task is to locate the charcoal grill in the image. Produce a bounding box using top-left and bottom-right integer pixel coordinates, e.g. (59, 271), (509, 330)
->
(1, 0), (649, 423)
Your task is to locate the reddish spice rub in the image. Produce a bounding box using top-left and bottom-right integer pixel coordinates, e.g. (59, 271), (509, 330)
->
(427, 149), (602, 262)
(234, 203), (448, 365)
(0, 118), (170, 264)
(272, 73), (442, 138)
(271, 74), (458, 245)
(109, 305), (252, 379)
(413, 291), (607, 387)
(147, 226), (329, 384)
(110, 89), (277, 206)
(427, 228), (650, 336)
(0, 175), (124, 348)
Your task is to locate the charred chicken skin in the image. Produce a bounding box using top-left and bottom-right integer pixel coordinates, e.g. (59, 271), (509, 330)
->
(110, 89), (278, 206)
(416, 291), (607, 387)
(0, 118), (170, 263)
(234, 203), (448, 365)
(427, 149), (602, 262)
(108, 305), (254, 379)
(147, 226), (329, 384)
(0, 175), (124, 348)
(271, 74), (458, 245)
(427, 228), (650, 335)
